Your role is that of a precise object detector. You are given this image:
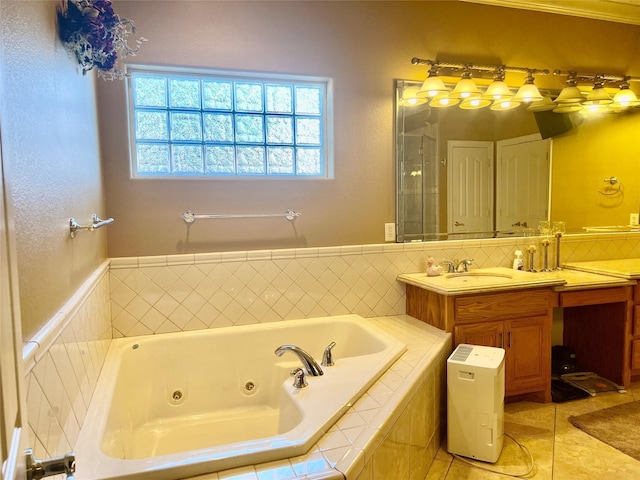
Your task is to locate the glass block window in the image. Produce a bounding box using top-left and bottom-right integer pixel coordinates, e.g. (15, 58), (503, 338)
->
(127, 66), (331, 178)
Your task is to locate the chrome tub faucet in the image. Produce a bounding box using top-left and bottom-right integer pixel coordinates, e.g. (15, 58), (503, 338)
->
(274, 345), (324, 376)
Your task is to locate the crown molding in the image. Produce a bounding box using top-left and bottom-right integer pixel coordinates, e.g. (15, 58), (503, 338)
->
(461, 0), (640, 26)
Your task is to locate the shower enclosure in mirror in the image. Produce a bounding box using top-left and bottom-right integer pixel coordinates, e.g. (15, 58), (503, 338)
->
(395, 80), (552, 242)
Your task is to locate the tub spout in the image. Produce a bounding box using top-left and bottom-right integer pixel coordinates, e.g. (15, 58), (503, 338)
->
(274, 345), (324, 376)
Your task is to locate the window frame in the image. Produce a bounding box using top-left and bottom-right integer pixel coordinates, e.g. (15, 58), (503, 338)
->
(125, 64), (334, 179)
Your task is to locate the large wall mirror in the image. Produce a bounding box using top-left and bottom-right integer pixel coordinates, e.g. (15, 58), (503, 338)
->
(395, 79), (560, 241)
(395, 79), (640, 242)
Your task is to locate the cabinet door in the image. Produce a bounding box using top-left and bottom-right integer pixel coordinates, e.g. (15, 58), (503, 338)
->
(504, 316), (550, 394)
(455, 321), (503, 348)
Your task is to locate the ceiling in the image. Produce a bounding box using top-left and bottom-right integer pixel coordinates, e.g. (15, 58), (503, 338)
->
(461, 0), (640, 25)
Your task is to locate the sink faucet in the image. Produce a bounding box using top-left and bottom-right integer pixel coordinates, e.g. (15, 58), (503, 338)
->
(458, 259), (474, 272)
(274, 345), (324, 376)
(442, 258), (474, 273)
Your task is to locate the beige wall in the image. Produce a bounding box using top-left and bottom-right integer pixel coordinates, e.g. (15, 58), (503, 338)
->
(551, 113), (640, 230)
(100, 0), (640, 257)
(1, 0), (107, 340)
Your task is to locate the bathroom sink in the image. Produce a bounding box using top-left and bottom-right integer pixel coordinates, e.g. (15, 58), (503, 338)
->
(445, 272), (513, 280)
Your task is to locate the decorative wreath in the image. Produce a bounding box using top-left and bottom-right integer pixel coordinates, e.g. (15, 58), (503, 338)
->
(57, 0), (146, 80)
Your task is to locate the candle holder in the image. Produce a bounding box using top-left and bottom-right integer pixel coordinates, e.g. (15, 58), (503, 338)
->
(541, 238), (551, 271)
(553, 221), (566, 270)
(527, 245), (537, 272)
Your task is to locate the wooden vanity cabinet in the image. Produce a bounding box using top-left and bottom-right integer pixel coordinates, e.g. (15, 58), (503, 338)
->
(406, 285), (553, 402)
(630, 285), (640, 376)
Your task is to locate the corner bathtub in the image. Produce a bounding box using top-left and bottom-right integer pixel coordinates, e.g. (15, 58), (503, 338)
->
(74, 314), (406, 480)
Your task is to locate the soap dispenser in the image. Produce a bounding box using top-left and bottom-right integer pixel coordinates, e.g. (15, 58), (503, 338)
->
(512, 250), (524, 270)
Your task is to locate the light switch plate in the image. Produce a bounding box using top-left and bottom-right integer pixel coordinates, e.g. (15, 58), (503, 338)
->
(631, 213), (639, 226)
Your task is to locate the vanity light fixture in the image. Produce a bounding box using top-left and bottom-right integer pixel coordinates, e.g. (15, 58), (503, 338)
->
(491, 97), (522, 111)
(513, 71), (544, 103)
(612, 80), (640, 108)
(429, 92), (460, 108)
(482, 68), (513, 100)
(554, 72), (585, 104)
(527, 96), (557, 112)
(410, 57), (640, 114)
(582, 77), (613, 112)
(401, 86), (428, 106)
(417, 64), (450, 98)
(448, 69), (482, 100)
(460, 96), (492, 109)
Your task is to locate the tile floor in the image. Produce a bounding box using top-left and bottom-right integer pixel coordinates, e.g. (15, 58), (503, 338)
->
(427, 382), (640, 479)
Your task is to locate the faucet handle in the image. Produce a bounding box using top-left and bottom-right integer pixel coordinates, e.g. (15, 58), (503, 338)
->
(441, 259), (455, 273)
(290, 368), (308, 388)
(26, 448), (76, 480)
(322, 342), (336, 366)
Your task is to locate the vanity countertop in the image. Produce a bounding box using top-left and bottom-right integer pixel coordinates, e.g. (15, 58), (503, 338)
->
(397, 267), (566, 296)
(535, 268), (635, 291)
(398, 266), (633, 295)
(563, 258), (640, 280)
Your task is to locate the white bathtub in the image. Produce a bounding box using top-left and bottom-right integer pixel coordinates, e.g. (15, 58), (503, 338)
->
(74, 314), (406, 480)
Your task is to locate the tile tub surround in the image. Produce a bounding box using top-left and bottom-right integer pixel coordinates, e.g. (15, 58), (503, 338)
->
(94, 315), (451, 480)
(108, 232), (640, 338)
(21, 232), (640, 476)
(23, 260), (112, 464)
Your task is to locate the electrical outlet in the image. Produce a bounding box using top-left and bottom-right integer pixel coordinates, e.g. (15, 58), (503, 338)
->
(384, 223), (396, 242)
(631, 213), (639, 226)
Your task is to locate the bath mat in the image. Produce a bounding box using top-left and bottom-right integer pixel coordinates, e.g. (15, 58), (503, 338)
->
(568, 400), (640, 461)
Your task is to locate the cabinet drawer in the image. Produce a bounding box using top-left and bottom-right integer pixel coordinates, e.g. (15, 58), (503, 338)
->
(454, 289), (550, 324)
(560, 287), (629, 307)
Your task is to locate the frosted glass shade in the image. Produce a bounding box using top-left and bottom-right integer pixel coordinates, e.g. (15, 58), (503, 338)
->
(418, 75), (449, 98)
(401, 87), (428, 106)
(483, 80), (512, 100)
(449, 78), (481, 99)
(583, 86), (612, 105)
(514, 82), (543, 103)
(555, 86), (585, 104)
(459, 97), (492, 109)
(526, 97), (555, 112)
(612, 87), (640, 107)
(553, 103), (583, 113)
(491, 97), (521, 111)
(429, 93), (460, 108)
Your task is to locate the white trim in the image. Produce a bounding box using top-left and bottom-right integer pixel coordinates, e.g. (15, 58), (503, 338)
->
(461, 0), (640, 25)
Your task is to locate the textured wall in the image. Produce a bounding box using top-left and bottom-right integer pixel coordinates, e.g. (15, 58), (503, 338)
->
(0, 0), (107, 340)
(98, 1), (640, 257)
(551, 113), (640, 230)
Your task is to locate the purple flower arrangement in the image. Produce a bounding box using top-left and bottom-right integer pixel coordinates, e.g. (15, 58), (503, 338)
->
(57, 0), (145, 80)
